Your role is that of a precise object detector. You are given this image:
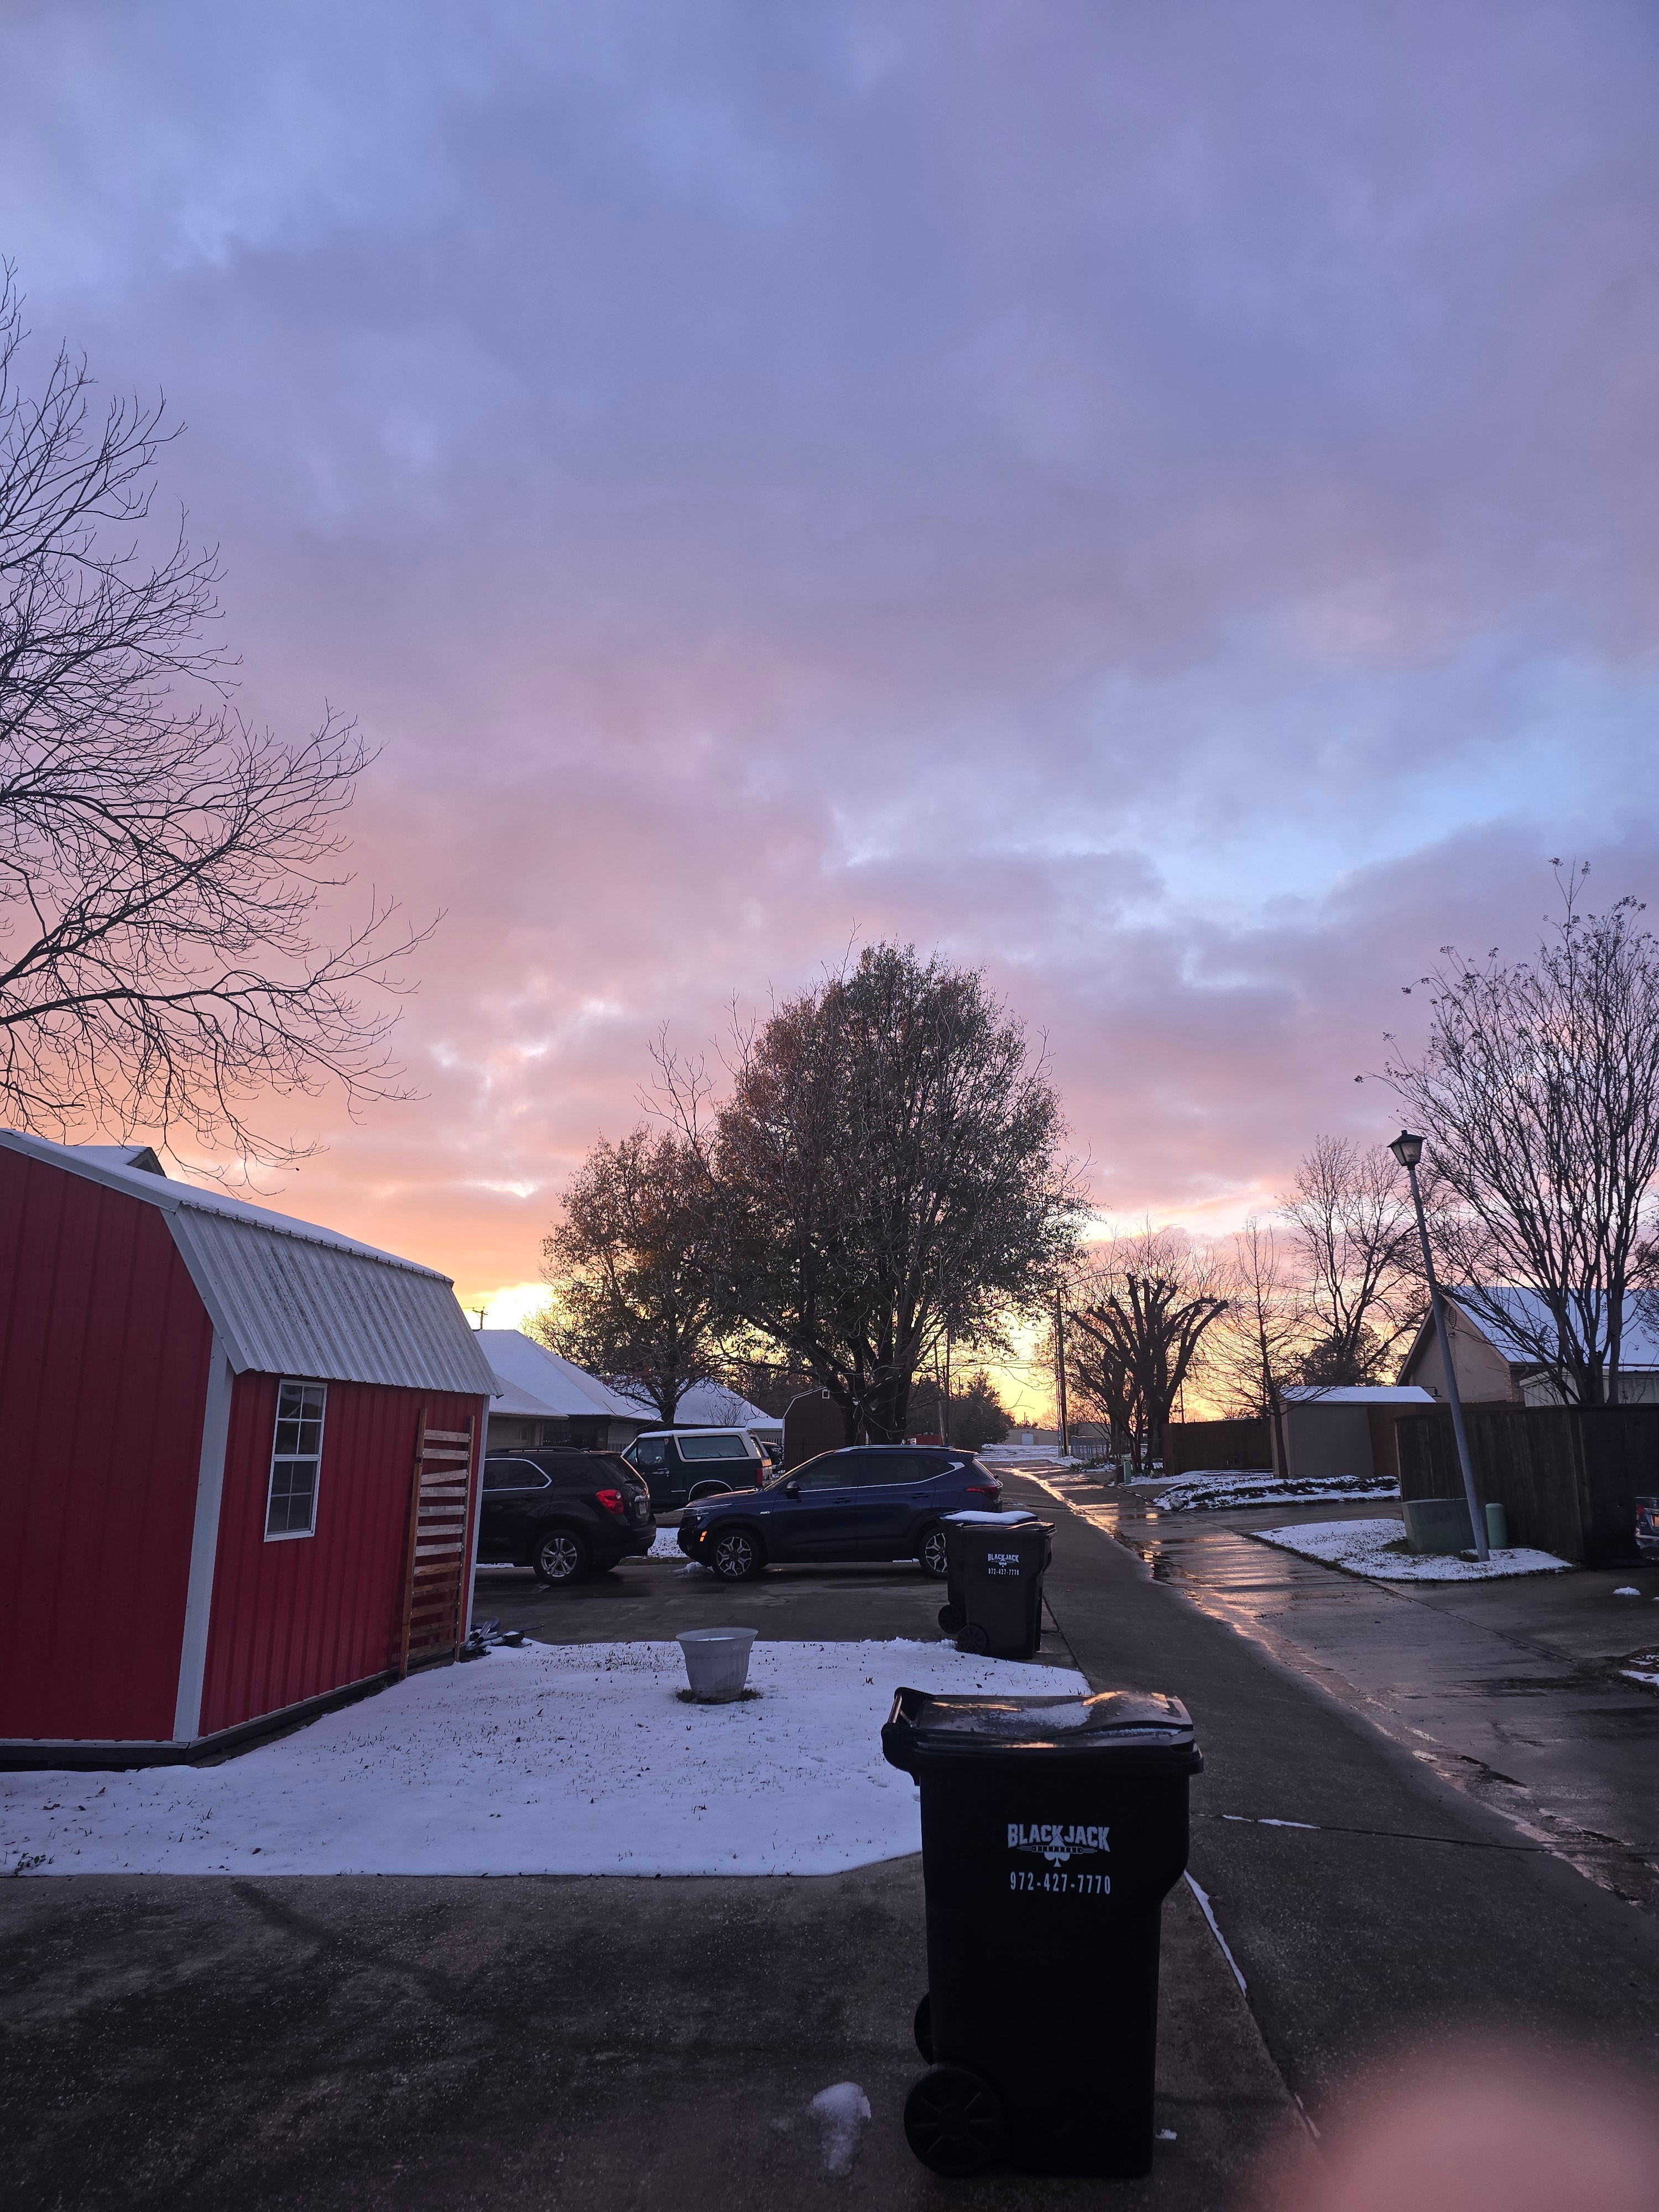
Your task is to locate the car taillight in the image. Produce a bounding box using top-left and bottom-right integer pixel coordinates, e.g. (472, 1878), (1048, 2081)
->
(594, 1488), (627, 1518)
(966, 1483), (1001, 1497)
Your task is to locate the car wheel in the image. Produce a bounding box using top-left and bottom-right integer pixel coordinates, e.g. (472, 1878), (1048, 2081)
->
(710, 1527), (765, 1582)
(530, 1528), (589, 1585)
(917, 1523), (951, 1578)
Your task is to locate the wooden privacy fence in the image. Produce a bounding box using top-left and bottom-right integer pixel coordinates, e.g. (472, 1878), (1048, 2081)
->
(1396, 1403), (1659, 1566)
(399, 1413), (478, 1675)
(1165, 1418), (1272, 1475)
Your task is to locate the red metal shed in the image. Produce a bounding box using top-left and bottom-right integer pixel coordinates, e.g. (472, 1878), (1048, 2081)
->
(0, 1129), (498, 1766)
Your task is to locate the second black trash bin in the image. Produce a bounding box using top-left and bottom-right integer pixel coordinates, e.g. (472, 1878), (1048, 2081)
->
(882, 1685), (1202, 2179)
(939, 1511), (1053, 1661)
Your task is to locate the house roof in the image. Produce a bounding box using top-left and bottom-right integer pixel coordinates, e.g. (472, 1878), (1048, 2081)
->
(1456, 1286), (1659, 1370)
(611, 1377), (778, 1430)
(1, 1129), (497, 1398)
(1283, 1385), (1434, 1405)
(476, 1331), (647, 1422)
(1399, 1288), (1659, 1377)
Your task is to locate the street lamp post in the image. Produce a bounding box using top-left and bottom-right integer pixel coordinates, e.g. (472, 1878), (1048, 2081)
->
(1390, 1130), (1489, 1562)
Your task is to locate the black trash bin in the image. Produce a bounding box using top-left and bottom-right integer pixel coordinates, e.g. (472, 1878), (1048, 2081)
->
(938, 1512), (1052, 1661)
(882, 1685), (1201, 2179)
(936, 1508), (1037, 1636)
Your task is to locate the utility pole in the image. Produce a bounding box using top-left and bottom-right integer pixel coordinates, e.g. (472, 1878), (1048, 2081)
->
(1390, 1131), (1488, 1562)
(1055, 1286), (1070, 1460)
(473, 1305), (488, 1331)
(942, 1329), (952, 1448)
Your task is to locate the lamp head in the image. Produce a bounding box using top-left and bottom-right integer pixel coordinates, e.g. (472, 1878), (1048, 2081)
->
(1389, 1130), (1425, 1171)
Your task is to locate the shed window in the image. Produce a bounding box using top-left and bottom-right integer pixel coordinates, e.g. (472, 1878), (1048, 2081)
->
(265, 1380), (327, 1539)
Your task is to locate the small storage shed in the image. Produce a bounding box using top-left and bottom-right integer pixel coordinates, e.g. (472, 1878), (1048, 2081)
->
(1272, 1385), (1434, 1485)
(0, 1129), (498, 1765)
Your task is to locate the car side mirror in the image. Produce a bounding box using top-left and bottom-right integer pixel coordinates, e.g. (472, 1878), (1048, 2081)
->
(784, 1478), (800, 1498)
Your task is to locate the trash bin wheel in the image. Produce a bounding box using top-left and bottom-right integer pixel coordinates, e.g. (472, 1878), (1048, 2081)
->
(936, 1603), (964, 1634)
(956, 1621), (992, 1656)
(913, 1992), (934, 2062)
(903, 2066), (1005, 2177)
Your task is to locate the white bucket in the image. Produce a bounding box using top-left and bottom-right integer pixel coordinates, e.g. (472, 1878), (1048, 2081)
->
(677, 1627), (758, 1703)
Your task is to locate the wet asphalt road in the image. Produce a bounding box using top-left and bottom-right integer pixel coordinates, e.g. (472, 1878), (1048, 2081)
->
(1067, 1478), (1659, 1905)
(994, 1466), (1659, 2119)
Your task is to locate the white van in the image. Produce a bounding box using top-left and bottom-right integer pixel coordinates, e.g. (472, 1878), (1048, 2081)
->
(621, 1428), (766, 1510)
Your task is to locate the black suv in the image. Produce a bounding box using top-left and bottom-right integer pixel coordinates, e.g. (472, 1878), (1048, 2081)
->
(676, 1446), (1002, 1581)
(478, 1450), (654, 1586)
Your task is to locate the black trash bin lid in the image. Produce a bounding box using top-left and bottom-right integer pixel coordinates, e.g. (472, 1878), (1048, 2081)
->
(882, 1687), (1201, 1775)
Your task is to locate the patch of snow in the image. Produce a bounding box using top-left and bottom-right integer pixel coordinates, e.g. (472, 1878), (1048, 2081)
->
(1151, 1470), (1398, 1514)
(1253, 1518), (1568, 1582)
(1614, 1587), (1641, 1598)
(941, 1509), (1038, 1525)
(648, 1527), (687, 1558)
(811, 2083), (871, 2175)
(0, 1639), (1087, 1880)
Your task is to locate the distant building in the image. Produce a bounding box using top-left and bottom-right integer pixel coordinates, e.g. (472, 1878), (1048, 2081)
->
(476, 1331), (646, 1454)
(1396, 1292), (1659, 1406)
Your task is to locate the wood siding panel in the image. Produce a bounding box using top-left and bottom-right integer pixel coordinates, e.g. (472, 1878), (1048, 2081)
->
(0, 1149), (212, 1740)
(199, 1378), (486, 1735)
(1166, 1419), (1271, 1475)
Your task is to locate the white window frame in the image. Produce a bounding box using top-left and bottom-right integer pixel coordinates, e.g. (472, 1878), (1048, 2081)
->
(264, 1378), (328, 1542)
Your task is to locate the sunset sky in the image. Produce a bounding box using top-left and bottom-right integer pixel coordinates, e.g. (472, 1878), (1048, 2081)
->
(7, 4), (1658, 1412)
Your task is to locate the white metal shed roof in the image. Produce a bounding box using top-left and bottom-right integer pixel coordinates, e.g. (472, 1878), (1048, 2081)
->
(2, 1129), (497, 1397)
(1282, 1386), (1434, 1405)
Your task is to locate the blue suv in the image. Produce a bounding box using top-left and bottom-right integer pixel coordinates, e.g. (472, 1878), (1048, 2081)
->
(676, 1446), (1003, 1581)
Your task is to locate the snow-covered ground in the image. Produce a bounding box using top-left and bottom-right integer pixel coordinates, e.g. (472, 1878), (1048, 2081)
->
(1253, 1517), (1569, 1582)
(1, 1639), (1086, 1880)
(1147, 1469), (1399, 1514)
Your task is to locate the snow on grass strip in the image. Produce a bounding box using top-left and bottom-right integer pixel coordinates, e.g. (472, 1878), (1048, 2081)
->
(1150, 1472), (1400, 1514)
(0, 1639), (1087, 1880)
(1250, 1517), (1569, 1583)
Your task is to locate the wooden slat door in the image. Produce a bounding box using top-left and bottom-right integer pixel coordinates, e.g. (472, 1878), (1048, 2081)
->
(398, 1413), (478, 1676)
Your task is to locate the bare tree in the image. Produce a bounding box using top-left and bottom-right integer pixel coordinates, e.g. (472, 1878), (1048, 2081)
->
(1065, 1228), (1230, 1474)
(0, 265), (427, 1164)
(1209, 1218), (1310, 1470)
(536, 1126), (723, 1424)
(668, 945), (1081, 1443)
(1280, 1134), (1423, 1384)
(1383, 863), (1659, 1404)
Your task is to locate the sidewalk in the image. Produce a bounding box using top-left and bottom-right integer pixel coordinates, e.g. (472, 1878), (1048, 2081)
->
(0, 1857), (1310, 2211)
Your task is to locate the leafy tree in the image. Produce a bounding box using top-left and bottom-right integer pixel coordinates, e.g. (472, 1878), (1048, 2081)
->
(536, 1126), (721, 1423)
(672, 944), (1080, 1443)
(947, 1369), (1011, 1451)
